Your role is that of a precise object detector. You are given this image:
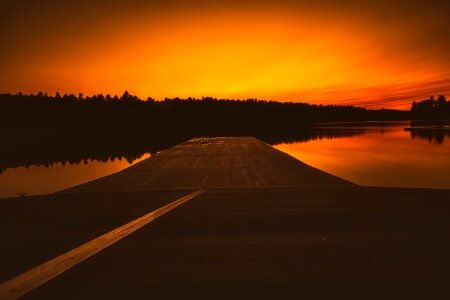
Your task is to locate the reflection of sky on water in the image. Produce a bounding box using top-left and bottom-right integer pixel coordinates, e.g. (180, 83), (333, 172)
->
(1, 124), (449, 198)
(275, 126), (450, 189)
(0, 154), (150, 198)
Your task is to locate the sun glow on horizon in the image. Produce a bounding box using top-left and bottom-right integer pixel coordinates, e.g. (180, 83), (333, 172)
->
(2, 3), (450, 110)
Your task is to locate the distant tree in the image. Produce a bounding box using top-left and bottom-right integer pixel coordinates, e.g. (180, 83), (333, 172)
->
(411, 94), (450, 120)
(121, 90), (131, 101)
(437, 95), (446, 108)
(97, 94), (105, 102)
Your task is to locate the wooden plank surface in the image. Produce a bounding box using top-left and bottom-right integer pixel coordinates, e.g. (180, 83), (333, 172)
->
(63, 137), (353, 193)
(2, 137), (450, 299)
(0, 190), (204, 299)
(26, 186), (450, 299)
(0, 190), (192, 282)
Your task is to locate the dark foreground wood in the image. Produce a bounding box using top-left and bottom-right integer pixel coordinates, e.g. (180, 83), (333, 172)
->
(1, 137), (449, 299)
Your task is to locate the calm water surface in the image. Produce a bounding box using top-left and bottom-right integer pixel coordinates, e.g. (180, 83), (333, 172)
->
(0, 154), (150, 198)
(275, 124), (450, 189)
(1, 123), (449, 198)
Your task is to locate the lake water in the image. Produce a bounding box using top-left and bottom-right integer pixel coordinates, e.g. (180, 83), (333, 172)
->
(1, 122), (449, 198)
(275, 122), (450, 189)
(0, 154), (150, 198)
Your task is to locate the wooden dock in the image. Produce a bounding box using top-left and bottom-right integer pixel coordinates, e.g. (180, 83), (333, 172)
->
(63, 137), (353, 192)
(1, 137), (450, 299)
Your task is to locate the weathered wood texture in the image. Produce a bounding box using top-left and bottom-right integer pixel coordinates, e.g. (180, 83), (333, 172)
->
(0, 190), (192, 283)
(63, 137), (353, 193)
(2, 137), (450, 299)
(28, 187), (450, 299)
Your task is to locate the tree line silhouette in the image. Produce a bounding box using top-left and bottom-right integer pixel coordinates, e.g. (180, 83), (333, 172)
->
(1, 91), (390, 172)
(1, 91), (447, 172)
(1, 91), (408, 150)
(1, 91), (408, 131)
(411, 95), (450, 120)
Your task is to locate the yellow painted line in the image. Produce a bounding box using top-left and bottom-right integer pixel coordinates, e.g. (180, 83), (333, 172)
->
(0, 189), (206, 300)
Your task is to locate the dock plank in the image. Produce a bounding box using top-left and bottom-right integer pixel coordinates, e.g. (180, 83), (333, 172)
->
(0, 190), (192, 282)
(63, 137), (352, 193)
(27, 186), (450, 299)
(2, 137), (450, 299)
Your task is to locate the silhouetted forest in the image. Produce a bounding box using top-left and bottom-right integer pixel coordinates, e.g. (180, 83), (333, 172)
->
(411, 95), (450, 120)
(1, 91), (408, 131)
(408, 94), (450, 143)
(0, 91), (394, 172)
(0, 92), (409, 142)
(0, 91), (430, 172)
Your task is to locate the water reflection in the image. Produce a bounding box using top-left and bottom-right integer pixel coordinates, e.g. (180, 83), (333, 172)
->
(274, 125), (450, 189)
(407, 120), (450, 144)
(0, 155), (150, 198)
(0, 130), (365, 174)
(1, 123), (449, 198)
(0, 137), (187, 174)
(261, 128), (367, 145)
(0, 130), (364, 198)
(408, 128), (450, 144)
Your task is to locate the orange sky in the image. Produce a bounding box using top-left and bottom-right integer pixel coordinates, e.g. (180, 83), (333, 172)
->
(1, 1), (450, 109)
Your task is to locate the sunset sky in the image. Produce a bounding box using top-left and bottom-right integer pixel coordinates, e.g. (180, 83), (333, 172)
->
(1, 0), (450, 109)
